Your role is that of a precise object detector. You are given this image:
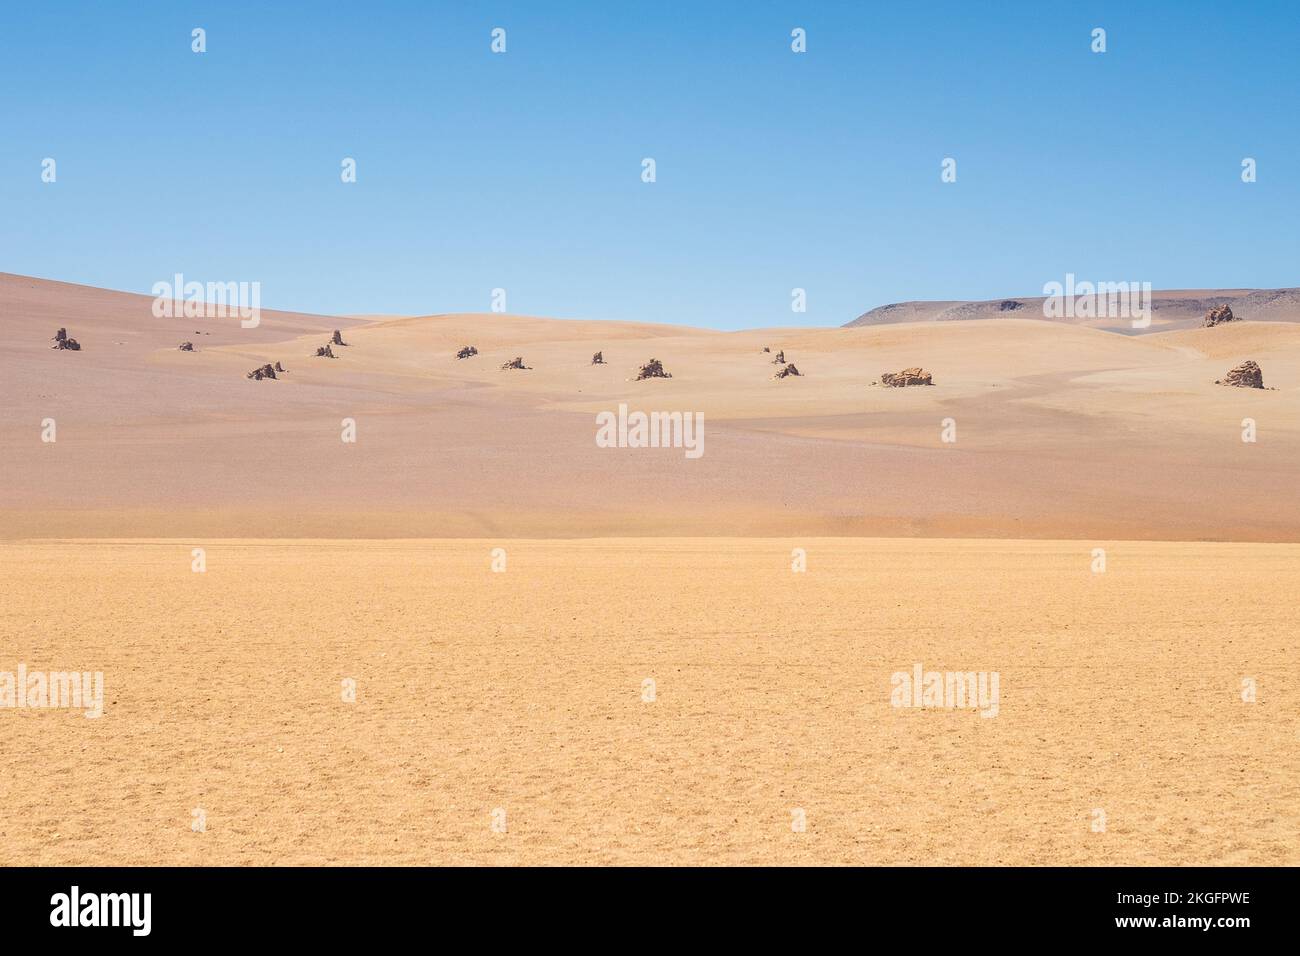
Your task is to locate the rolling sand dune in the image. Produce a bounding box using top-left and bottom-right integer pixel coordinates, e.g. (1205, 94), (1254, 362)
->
(2, 274), (1297, 540)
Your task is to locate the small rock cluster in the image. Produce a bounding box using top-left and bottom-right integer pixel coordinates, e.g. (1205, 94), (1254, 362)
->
(1216, 361), (1264, 389)
(246, 363), (278, 381)
(773, 363), (802, 379)
(178, 341), (195, 351)
(315, 344), (336, 358)
(771, 350), (785, 364)
(51, 328), (81, 351)
(331, 330), (348, 346)
(456, 345), (478, 359)
(1204, 305), (1237, 327)
(501, 356), (530, 370)
(634, 358), (671, 380)
(880, 368), (933, 387)
(591, 351), (605, 365)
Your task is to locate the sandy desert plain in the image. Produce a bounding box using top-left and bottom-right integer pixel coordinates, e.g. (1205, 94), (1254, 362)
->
(2, 272), (1298, 865)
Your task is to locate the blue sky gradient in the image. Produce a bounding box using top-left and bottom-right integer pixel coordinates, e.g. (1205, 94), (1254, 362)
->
(2, 0), (1297, 328)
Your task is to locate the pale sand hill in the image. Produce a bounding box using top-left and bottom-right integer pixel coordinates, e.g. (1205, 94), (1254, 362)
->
(3, 539), (1295, 866)
(3, 275), (1298, 540)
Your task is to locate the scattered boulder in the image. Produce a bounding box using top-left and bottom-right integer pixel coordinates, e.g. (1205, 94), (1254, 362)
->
(772, 350), (785, 364)
(331, 330), (348, 346)
(315, 344), (336, 358)
(246, 363), (277, 381)
(1216, 360), (1264, 389)
(881, 367), (933, 387)
(274, 361), (286, 373)
(762, 346), (771, 353)
(1204, 305), (1237, 327)
(51, 328), (81, 351)
(634, 358), (672, 380)
(456, 345), (478, 359)
(177, 341), (195, 351)
(591, 351), (605, 365)
(501, 356), (530, 370)
(773, 363), (802, 379)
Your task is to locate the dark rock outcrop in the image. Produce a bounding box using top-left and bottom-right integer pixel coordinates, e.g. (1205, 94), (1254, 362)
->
(331, 330), (348, 346)
(591, 351), (605, 364)
(1204, 305), (1237, 327)
(456, 346), (478, 359)
(881, 367), (933, 387)
(246, 364), (277, 381)
(772, 350), (785, 364)
(634, 358), (672, 380)
(274, 361), (286, 372)
(762, 346), (771, 353)
(1216, 361), (1264, 388)
(178, 341), (194, 351)
(501, 356), (530, 370)
(315, 344), (336, 358)
(773, 363), (802, 379)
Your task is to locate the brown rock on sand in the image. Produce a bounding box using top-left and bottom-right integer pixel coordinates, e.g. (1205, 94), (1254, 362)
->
(1204, 305), (1237, 327)
(177, 342), (194, 351)
(591, 351), (605, 364)
(773, 363), (802, 379)
(246, 364), (277, 381)
(634, 358), (672, 380)
(501, 356), (530, 370)
(762, 346), (771, 353)
(1216, 361), (1264, 388)
(772, 350), (785, 364)
(315, 344), (336, 358)
(51, 327), (81, 351)
(274, 361), (286, 373)
(456, 346), (478, 359)
(881, 367), (933, 387)
(331, 330), (348, 346)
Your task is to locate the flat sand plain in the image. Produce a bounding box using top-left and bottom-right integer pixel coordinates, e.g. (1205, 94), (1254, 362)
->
(3, 538), (1296, 866)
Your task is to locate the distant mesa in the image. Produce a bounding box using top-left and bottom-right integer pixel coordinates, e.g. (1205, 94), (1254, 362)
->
(177, 341), (194, 351)
(331, 330), (348, 346)
(1204, 305), (1238, 327)
(634, 358), (672, 380)
(773, 363), (802, 379)
(315, 343), (337, 358)
(501, 356), (530, 370)
(771, 349), (786, 364)
(1216, 361), (1264, 389)
(246, 363), (277, 381)
(881, 367), (934, 387)
(456, 345), (478, 359)
(591, 351), (605, 365)
(51, 327), (80, 351)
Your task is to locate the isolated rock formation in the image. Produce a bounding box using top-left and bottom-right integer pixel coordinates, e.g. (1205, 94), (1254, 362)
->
(1204, 305), (1237, 327)
(634, 358), (672, 380)
(274, 361), (286, 373)
(501, 356), (530, 370)
(881, 368), (933, 387)
(1216, 361), (1264, 388)
(456, 346), (478, 359)
(773, 363), (802, 379)
(177, 341), (194, 351)
(315, 344), (336, 358)
(51, 328), (81, 350)
(772, 350), (785, 364)
(762, 346), (771, 353)
(331, 330), (348, 346)
(591, 351), (605, 364)
(246, 364), (277, 381)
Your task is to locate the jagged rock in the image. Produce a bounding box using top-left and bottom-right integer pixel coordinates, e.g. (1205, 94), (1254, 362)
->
(246, 363), (277, 381)
(762, 346), (771, 353)
(1204, 305), (1237, 327)
(331, 330), (348, 346)
(51, 327), (81, 350)
(274, 361), (286, 372)
(501, 356), (530, 370)
(634, 358), (672, 380)
(1216, 361), (1264, 389)
(772, 350), (785, 364)
(773, 363), (802, 379)
(178, 341), (195, 351)
(315, 344), (336, 358)
(591, 351), (605, 364)
(456, 346), (478, 359)
(881, 367), (933, 387)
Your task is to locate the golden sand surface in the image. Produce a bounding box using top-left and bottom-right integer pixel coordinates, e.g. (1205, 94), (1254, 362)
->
(3, 538), (1296, 866)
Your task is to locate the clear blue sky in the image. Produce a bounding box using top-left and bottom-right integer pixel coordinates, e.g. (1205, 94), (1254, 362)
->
(2, 1), (1296, 329)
